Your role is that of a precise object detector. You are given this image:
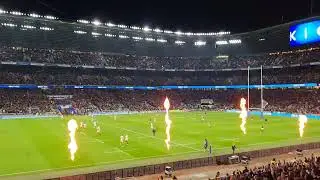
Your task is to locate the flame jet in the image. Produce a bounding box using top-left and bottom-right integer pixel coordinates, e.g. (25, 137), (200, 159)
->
(298, 115), (308, 138)
(164, 97), (171, 150)
(239, 98), (248, 134)
(68, 119), (78, 161)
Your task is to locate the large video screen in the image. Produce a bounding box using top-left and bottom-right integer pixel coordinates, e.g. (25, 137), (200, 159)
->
(290, 20), (320, 47)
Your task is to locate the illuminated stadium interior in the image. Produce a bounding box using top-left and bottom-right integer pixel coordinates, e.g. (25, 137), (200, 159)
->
(0, 4), (320, 180)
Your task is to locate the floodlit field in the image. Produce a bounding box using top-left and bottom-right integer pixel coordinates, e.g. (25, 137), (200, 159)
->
(0, 111), (320, 177)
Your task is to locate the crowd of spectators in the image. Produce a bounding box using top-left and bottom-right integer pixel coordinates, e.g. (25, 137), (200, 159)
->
(1, 89), (319, 115)
(212, 155), (320, 179)
(0, 66), (319, 86)
(0, 46), (320, 70)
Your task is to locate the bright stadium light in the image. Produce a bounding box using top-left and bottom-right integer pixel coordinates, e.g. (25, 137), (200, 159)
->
(131, 26), (141, 30)
(77, 19), (90, 24)
(175, 40), (185, 45)
(106, 22), (116, 27)
(216, 55), (229, 59)
(194, 41), (206, 46)
(259, 38), (266, 41)
(153, 28), (162, 32)
(132, 36), (143, 40)
(92, 20), (101, 26)
(44, 15), (57, 20)
(229, 39), (242, 44)
(92, 32), (102, 36)
(164, 30), (173, 34)
(28, 13), (41, 18)
(145, 37), (155, 41)
(186, 32), (192, 36)
(157, 39), (167, 43)
(175, 31), (182, 35)
(216, 40), (228, 45)
(143, 26), (151, 32)
(0, 9), (7, 14)
(10, 11), (24, 16)
(119, 35), (129, 39)
(1, 23), (17, 27)
(105, 33), (116, 37)
(74, 30), (87, 34)
(117, 24), (127, 28)
(21, 25), (36, 29)
(40, 27), (54, 31)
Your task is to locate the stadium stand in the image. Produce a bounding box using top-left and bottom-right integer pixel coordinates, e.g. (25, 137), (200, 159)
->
(1, 46), (320, 70)
(209, 154), (320, 179)
(1, 89), (319, 115)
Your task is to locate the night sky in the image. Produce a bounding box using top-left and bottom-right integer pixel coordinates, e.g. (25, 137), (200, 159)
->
(0, 0), (318, 33)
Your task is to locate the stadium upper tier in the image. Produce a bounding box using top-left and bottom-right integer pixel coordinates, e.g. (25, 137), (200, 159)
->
(0, 11), (319, 56)
(0, 46), (320, 71)
(1, 64), (319, 86)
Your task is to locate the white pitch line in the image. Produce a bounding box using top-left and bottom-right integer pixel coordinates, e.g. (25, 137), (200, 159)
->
(0, 150), (199, 177)
(95, 139), (105, 144)
(119, 127), (201, 151)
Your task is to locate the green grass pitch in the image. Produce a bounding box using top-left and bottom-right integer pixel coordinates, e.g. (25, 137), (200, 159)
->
(0, 111), (319, 177)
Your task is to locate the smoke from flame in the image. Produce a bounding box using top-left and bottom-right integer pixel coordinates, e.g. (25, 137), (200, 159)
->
(68, 119), (78, 161)
(298, 115), (308, 138)
(239, 98), (247, 134)
(164, 97), (171, 150)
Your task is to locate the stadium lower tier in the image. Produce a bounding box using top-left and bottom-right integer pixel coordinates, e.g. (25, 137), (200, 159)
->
(0, 89), (319, 115)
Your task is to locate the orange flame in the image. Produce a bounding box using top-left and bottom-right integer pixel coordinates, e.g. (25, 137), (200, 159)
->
(68, 119), (78, 161)
(298, 115), (308, 138)
(239, 98), (247, 134)
(164, 97), (171, 150)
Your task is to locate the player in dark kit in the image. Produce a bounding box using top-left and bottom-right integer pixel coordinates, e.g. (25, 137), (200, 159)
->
(204, 138), (208, 151)
(152, 127), (156, 136)
(232, 144), (237, 154)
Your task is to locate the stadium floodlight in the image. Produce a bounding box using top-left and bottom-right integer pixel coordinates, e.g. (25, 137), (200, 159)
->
(92, 20), (101, 26)
(143, 26), (151, 32)
(105, 33), (116, 37)
(153, 28), (162, 33)
(117, 24), (127, 28)
(119, 35), (129, 39)
(185, 32), (192, 36)
(28, 13), (41, 18)
(77, 19), (90, 24)
(106, 22), (116, 27)
(1, 23), (17, 27)
(216, 55), (229, 59)
(131, 26), (141, 30)
(216, 40), (228, 45)
(164, 30), (173, 34)
(229, 39), (242, 44)
(40, 27), (54, 31)
(145, 37), (155, 41)
(175, 40), (185, 45)
(194, 41), (206, 46)
(74, 30), (87, 34)
(21, 25), (36, 29)
(259, 38), (266, 41)
(175, 31), (182, 35)
(132, 36), (143, 40)
(157, 39), (167, 43)
(44, 15), (57, 20)
(92, 32), (102, 36)
(0, 9), (7, 14)
(10, 11), (24, 16)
